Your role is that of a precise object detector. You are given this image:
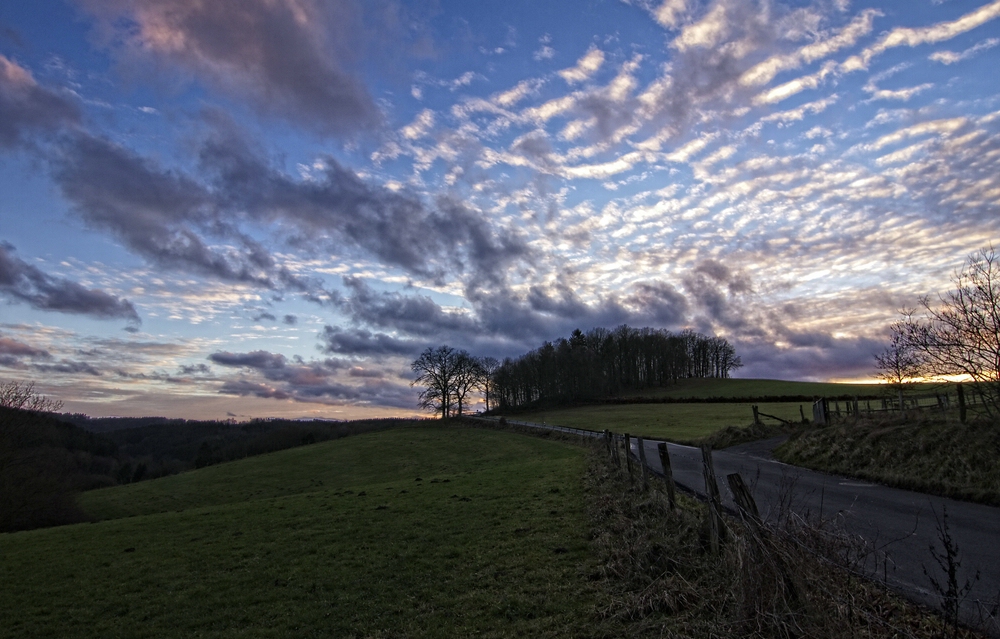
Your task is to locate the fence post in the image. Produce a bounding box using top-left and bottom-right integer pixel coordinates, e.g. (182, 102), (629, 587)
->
(957, 383), (967, 423)
(624, 433), (633, 482)
(726, 473), (761, 527)
(701, 445), (725, 554)
(657, 442), (676, 510)
(636, 436), (650, 491)
(799, 405), (806, 423)
(752, 405), (760, 426)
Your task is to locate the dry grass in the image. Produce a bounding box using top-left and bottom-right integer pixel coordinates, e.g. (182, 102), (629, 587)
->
(584, 443), (985, 638)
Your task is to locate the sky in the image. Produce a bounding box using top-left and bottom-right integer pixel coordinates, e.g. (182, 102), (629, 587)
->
(1, 0), (998, 420)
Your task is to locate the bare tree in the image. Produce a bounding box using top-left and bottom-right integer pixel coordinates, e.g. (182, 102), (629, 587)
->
(411, 346), (457, 419)
(476, 356), (500, 411)
(451, 352), (483, 417)
(874, 319), (923, 409)
(897, 246), (1000, 418)
(0, 381), (63, 413)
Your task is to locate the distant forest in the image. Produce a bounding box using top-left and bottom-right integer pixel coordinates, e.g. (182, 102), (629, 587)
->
(493, 325), (741, 409)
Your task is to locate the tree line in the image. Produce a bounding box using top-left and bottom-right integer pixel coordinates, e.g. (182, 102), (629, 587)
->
(411, 325), (741, 416)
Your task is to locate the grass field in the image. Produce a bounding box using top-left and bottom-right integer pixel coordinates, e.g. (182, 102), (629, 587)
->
(511, 401), (808, 443)
(1, 424), (611, 638)
(617, 377), (889, 399)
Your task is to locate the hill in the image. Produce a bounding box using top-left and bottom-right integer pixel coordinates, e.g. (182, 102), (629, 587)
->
(1, 424), (609, 638)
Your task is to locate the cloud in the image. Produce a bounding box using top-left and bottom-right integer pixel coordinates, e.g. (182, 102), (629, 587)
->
(78, 0), (380, 135)
(654, 0), (688, 29)
(843, 0), (1000, 71)
(209, 350), (287, 370)
(52, 133), (280, 287)
(320, 325), (420, 357)
(738, 10), (879, 88)
(929, 37), (999, 64)
(0, 242), (140, 323)
(0, 335), (51, 359)
(338, 277), (478, 337)
(671, 1), (730, 51)
(210, 346), (416, 408)
(558, 46), (605, 84)
(47, 121), (528, 292)
(282, 314), (298, 325)
(0, 55), (80, 147)
(200, 125), (529, 284)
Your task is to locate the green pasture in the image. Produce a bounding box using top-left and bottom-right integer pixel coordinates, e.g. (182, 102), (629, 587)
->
(1, 424), (608, 638)
(617, 377), (900, 399)
(512, 401), (809, 443)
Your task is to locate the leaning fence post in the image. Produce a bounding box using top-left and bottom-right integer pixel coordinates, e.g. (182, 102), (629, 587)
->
(726, 473), (761, 527)
(752, 405), (761, 426)
(701, 445), (725, 554)
(657, 442), (676, 510)
(637, 436), (650, 491)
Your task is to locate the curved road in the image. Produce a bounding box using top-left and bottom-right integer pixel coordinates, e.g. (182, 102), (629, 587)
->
(472, 416), (1000, 635)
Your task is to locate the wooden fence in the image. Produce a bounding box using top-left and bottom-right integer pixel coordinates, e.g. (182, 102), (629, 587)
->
(810, 383), (979, 425)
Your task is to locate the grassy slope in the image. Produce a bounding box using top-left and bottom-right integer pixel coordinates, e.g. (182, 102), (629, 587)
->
(1, 424), (608, 639)
(617, 377), (889, 399)
(775, 417), (1000, 506)
(512, 401), (809, 443)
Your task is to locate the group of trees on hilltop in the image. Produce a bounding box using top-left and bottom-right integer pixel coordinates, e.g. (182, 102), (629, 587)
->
(412, 325), (741, 416)
(491, 326), (741, 409)
(876, 245), (1000, 418)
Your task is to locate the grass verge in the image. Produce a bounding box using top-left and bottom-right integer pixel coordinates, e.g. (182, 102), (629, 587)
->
(1, 424), (612, 638)
(774, 415), (1000, 506)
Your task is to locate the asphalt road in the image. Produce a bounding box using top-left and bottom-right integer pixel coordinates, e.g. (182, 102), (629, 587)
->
(472, 417), (1000, 634)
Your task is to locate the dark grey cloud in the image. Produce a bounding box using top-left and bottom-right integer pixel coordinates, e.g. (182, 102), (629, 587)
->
(33, 359), (103, 376)
(0, 242), (140, 323)
(178, 363), (211, 375)
(338, 277), (479, 336)
(199, 129), (529, 283)
(252, 312), (277, 323)
(320, 325), (421, 357)
(682, 259), (755, 331)
(0, 54), (80, 148)
(79, 0), (380, 136)
(626, 281), (689, 325)
(736, 334), (884, 382)
(52, 133), (286, 288)
(209, 350), (287, 370)
(282, 314), (298, 325)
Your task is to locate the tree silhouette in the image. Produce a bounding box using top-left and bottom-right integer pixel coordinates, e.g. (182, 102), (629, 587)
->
(896, 246), (1000, 418)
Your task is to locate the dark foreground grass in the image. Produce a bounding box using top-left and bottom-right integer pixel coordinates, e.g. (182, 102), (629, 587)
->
(513, 401), (808, 443)
(0, 424), (612, 638)
(775, 415), (1000, 506)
